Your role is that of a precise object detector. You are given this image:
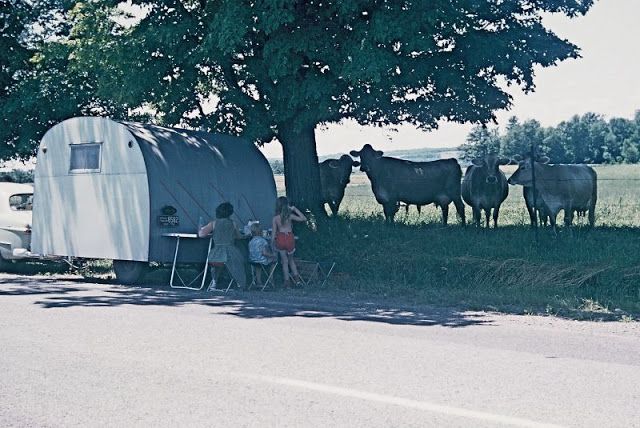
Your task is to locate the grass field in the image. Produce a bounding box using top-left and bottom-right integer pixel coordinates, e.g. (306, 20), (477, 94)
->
(278, 164), (640, 319)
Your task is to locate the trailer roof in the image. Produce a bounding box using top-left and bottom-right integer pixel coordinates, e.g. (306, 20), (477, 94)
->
(119, 121), (276, 262)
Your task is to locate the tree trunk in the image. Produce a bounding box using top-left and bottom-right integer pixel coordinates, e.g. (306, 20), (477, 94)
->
(278, 121), (324, 216)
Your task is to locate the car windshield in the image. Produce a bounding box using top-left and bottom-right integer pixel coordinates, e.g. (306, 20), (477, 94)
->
(9, 193), (33, 211)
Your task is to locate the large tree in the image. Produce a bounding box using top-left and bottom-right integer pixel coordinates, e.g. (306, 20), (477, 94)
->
(1, 0), (35, 160)
(0, 1), (130, 161)
(3, 0), (594, 212)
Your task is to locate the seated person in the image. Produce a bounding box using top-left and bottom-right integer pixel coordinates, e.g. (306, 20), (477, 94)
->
(248, 223), (276, 285)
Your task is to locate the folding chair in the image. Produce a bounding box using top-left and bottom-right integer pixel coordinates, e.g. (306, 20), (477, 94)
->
(294, 259), (336, 288)
(249, 261), (278, 291)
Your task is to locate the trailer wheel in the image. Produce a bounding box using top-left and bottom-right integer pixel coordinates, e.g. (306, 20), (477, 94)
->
(113, 260), (146, 284)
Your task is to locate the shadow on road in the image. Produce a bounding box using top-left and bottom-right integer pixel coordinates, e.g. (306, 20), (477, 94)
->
(0, 278), (491, 328)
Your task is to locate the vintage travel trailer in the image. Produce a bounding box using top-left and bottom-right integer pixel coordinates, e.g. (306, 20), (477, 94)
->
(32, 117), (276, 283)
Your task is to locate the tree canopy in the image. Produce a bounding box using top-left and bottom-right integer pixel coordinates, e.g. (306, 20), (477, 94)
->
(1, 0), (594, 210)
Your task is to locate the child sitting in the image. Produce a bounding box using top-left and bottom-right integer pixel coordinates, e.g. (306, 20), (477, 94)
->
(248, 223), (276, 286)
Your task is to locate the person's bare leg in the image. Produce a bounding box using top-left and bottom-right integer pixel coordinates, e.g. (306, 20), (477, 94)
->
(208, 265), (218, 290)
(255, 267), (263, 285)
(280, 251), (291, 287)
(289, 256), (300, 278)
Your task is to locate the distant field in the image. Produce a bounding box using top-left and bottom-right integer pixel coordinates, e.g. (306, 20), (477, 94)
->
(277, 164), (640, 227)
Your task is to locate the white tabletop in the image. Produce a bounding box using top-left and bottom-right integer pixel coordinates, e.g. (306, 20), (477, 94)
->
(162, 233), (200, 239)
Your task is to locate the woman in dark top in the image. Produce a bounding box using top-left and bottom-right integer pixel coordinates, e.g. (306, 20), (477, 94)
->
(198, 202), (247, 289)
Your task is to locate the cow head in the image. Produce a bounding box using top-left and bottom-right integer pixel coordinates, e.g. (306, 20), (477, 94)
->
(327, 154), (360, 185)
(507, 154), (550, 186)
(350, 144), (383, 173)
(471, 154), (509, 184)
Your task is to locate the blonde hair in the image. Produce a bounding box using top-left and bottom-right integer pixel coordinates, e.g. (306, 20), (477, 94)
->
(276, 196), (290, 224)
(250, 222), (262, 236)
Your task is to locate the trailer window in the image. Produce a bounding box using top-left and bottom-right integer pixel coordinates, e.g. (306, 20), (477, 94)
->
(9, 193), (33, 211)
(70, 143), (101, 173)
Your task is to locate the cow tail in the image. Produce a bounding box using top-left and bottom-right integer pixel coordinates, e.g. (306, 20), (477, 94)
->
(452, 161), (466, 225)
(589, 169), (597, 227)
(453, 161), (463, 197)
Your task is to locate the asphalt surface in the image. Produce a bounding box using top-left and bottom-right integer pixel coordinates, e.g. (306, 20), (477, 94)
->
(1, 273), (639, 427)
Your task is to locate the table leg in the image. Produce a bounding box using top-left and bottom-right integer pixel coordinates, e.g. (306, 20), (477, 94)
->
(201, 237), (213, 290)
(169, 236), (181, 287)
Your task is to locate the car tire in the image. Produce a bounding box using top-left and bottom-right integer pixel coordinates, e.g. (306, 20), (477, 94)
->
(113, 260), (147, 285)
(0, 253), (9, 271)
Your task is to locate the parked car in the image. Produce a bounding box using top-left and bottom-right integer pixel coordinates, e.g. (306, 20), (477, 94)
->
(0, 182), (34, 269)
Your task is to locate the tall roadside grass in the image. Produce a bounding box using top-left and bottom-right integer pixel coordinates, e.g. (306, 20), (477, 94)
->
(295, 215), (640, 318)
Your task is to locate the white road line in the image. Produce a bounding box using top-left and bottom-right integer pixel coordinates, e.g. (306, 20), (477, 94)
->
(238, 373), (565, 428)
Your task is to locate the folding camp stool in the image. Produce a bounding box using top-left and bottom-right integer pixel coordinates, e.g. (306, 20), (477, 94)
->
(294, 259), (336, 288)
(249, 261), (278, 291)
(207, 262), (236, 292)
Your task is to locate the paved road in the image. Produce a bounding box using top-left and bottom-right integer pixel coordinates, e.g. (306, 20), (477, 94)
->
(1, 274), (639, 427)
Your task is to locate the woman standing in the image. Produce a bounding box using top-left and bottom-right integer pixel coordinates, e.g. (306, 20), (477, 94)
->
(198, 202), (247, 289)
(272, 196), (307, 288)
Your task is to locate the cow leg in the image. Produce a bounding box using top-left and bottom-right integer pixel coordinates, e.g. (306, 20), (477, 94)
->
(329, 201), (339, 216)
(493, 206), (500, 228)
(453, 197), (466, 226)
(441, 204), (450, 225)
(527, 206), (537, 228)
(417, 205), (422, 215)
(564, 209), (574, 227)
(523, 188), (537, 227)
(588, 207), (596, 227)
(548, 213), (559, 235)
(484, 209), (491, 228)
(472, 207), (481, 227)
(383, 202), (399, 222)
(539, 210), (548, 227)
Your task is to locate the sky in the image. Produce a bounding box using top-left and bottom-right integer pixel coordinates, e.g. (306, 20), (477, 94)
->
(259, 0), (640, 159)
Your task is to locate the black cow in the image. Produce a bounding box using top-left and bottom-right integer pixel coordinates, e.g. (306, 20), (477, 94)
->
(461, 155), (509, 227)
(319, 155), (359, 215)
(350, 144), (465, 224)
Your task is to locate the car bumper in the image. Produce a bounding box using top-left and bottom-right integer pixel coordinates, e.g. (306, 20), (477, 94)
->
(11, 248), (61, 261)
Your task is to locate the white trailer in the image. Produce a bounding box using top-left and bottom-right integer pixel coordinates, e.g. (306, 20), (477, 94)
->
(32, 117), (276, 283)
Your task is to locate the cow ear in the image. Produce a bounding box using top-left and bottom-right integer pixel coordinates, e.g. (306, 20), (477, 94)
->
(498, 158), (510, 165)
(349, 150), (360, 157)
(375, 150), (383, 158)
(327, 160), (339, 169)
(471, 158), (484, 167)
(352, 161), (361, 167)
(513, 154), (523, 162)
(538, 156), (550, 164)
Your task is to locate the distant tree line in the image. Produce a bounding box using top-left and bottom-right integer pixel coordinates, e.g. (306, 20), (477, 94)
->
(461, 111), (640, 164)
